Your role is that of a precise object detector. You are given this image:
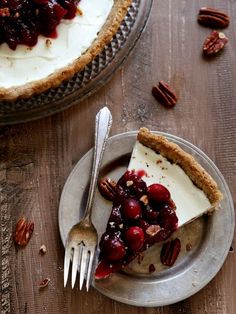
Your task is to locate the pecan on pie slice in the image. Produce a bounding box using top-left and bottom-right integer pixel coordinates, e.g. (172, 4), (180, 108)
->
(95, 128), (223, 279)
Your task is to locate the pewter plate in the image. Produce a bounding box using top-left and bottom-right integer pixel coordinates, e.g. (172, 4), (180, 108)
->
(58, 131), (234, 307)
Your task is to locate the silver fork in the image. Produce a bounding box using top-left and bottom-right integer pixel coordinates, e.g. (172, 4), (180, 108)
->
(64, 107), (112, 290)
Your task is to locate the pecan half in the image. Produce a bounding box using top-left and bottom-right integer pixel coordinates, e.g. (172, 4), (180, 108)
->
(160, 238), (181, 266)
(14, 217), (34, 246)
(39, 244), (47, 255)
(39, 278), (50, 289)
(98, 177), (117, 201)
(198, 7), (229, 28)
(203, 31), (228, 56)
(152, 81), (177, 108)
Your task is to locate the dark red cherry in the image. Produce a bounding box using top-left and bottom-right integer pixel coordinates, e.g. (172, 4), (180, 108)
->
(144, 205), (159, 222)
(95, 259), (123, 279)
(103, 237), (126, 261)
(167, 198), (176, 210)
(123, 198), (142, 220)
(114, 185), (129, 205)
(148, 184), (171, 203)
(125, 226), (144, 251)
(53, 3), (67, 20)
(139, 219), (150, 232)
(109, 206), (123, 225)
(117, 170), (147, 198)
(64, 0), (77, 19)
(159, 207), (178, 231)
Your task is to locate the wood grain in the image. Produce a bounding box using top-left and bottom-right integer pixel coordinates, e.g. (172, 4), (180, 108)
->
(1, 0), (236, 313)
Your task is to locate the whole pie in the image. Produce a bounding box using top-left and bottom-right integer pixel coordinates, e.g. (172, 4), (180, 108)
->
(0, 0), (132, 101)
(95, 128), (223, 279)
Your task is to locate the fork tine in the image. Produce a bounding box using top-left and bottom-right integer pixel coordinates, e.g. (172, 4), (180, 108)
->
(86, 249), (95, 291)
(64, 244), (72, 287)
(79, 247), (89, 290)
(71, 245), (80, 289)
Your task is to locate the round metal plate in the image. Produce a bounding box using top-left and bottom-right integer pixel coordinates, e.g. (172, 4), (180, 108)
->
(0, 0), (153, 125)
(58, 131), (234, 306)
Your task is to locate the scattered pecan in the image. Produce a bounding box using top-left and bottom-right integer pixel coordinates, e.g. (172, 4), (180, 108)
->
(137, 252), (144, 264)
(13, 217), (34, 246)
(152, 81), (177, 108)
(98, 177), (117, 201)
(160, 238), (181, 266)
(146, 224), (161, 236)
(126, 180), (133, 187)
(149, 264), (156, 273)
(0, 8), (10, 17)
(45, 39), (52, 48)
(76, 7), (83, 16)
(186, 243), (192, 252)
(39, 278), (50, 289)
(198, 7), (229, 28)
(39, 244), (47, 255)
(139, 195), (148, 206)
(203, 31), (228, 56)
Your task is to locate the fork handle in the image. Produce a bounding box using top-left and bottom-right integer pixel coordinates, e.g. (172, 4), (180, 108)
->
(83, 107), (112, 221)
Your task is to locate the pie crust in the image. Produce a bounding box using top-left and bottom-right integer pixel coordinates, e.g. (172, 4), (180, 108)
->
(0, 0), (132, 101)
(137, 128), (223, 209)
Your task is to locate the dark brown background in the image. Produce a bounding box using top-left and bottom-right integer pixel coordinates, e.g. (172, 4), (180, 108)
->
(1, 0), (236, 313)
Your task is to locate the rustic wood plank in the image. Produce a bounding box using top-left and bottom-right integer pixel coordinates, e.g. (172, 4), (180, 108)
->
(1, 0), (236, 313)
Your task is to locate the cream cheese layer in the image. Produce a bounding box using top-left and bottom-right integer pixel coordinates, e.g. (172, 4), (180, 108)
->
(0, 0), (113, 88)
(128, 141), (211, 227)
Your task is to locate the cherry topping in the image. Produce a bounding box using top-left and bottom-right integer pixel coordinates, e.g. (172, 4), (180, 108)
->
(96, 170), (178, 279)
(108, 206), (123, 226)
(125, 226), (144, 251)
(0, 0), (79, 50)
(117, 170), (147, 198)
(102, 235), (126, 261)
(143, 204), (159, 222)
(135, 169), (147, 177)
(95, 259), (123, 279)
(123, 198), (142, 220)
(33, 0), (49, 4)
(138, 219), (150, 232)
(148, 184), (171, 203)
(159, 206), (178, 231)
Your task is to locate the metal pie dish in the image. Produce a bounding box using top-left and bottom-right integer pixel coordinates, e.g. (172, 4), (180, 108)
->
(59, 131), (234, 306)
(0, 0), (153, 125)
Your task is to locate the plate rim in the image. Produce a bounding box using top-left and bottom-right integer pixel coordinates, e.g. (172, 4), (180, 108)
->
(58, 130), (235, 307)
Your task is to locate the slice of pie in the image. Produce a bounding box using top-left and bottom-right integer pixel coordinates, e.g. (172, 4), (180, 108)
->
(0, 0), (132, 100)
(95, 128), (223, 279)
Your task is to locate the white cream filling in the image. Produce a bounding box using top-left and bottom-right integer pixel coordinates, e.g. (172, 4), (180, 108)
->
(128, 142), (211, 227)
(0, 0), (113, 88)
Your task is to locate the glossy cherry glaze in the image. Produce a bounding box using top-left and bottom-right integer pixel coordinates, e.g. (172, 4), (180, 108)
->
(95, 170), (178, 279)
(0, 0), (79, 50)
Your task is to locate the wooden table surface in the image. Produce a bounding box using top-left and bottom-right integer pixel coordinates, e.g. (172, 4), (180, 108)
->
(1, 0), (236, 313)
